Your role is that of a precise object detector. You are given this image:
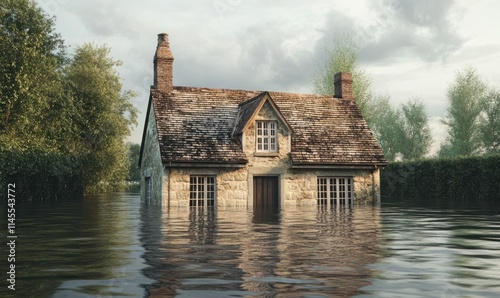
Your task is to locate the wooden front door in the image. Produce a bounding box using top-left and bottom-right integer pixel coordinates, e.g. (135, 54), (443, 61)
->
(253, 176), (279, 210)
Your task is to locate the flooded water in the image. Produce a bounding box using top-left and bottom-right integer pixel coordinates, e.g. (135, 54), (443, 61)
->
(1, 193), (499, 297)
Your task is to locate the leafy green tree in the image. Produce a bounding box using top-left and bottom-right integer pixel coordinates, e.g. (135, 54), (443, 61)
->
(480, 90), (500, 154)
(313, 32), (374, 123)
(0, 0), (71, 151)
(399, 98), (432, 160)
(370, 95), (404, 161)
(127, 142), (141, 182)
(65, 44), (138, 192)
(440, 66), (486, 157)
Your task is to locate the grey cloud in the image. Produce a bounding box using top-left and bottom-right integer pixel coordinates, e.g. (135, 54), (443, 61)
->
(317, 0), (466, 65)
(63, 1), (139, 37)
(369, 0), (465, 63)
(173, 24), (316, 93)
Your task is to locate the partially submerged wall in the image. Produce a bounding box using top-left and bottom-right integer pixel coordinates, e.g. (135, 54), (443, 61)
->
(140, 103), (163, 205)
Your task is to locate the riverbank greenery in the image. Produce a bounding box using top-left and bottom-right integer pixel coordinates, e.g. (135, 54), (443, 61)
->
(381, 154), (500, 202)
(0, 0), (137, 200)
(0, 148), (83, 201)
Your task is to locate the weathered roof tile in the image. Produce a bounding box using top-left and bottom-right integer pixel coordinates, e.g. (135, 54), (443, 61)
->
(152, 87), (386, 165)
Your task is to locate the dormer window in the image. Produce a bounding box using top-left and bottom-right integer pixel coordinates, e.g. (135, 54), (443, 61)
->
(256, 121), (277, 153)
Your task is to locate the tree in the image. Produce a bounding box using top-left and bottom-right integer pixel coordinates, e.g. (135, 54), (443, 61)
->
(313, 32), (375, 123)
(0, 0), (71, 151)
(64, 44), (138, 192)
(480, 90), (500, 154)
(370, 95), (404, 161)
(440, 66), (486, 157)
(127, 142), (141, 182)
(399, 98), (432, 160)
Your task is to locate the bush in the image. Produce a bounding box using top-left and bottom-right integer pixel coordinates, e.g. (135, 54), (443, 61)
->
(381, 154), (500, 203)
(0, 147), (83, 202)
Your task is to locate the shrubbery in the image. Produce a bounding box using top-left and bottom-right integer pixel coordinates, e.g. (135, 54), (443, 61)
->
(0, 148), (83, 202)
(381, 154), (500, 203)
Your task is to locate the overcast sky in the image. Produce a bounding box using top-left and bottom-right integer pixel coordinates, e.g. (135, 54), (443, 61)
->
(36, 0), (500, 154)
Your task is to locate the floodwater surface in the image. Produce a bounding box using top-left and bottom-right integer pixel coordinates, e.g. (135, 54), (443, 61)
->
(1, 193), (499, 297)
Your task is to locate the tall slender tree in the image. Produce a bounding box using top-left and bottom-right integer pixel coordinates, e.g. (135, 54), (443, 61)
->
(399, 98), (432, 160)
(313, 32), (374, 124)
(480, 90), (500, 154)
(369, 95), (405, 161)
(127, 142), (141, 182)
(440, 66), (486, 157)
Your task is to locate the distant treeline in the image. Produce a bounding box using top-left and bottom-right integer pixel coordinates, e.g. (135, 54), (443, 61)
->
(381, 154), (500, 203)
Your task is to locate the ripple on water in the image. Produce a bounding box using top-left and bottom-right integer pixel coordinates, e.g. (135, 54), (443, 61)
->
(1, 195), (499, 297)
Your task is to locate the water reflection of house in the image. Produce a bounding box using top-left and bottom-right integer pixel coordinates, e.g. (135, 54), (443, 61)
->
(139, 33), (386, 208)
(143, 206), (381, 297)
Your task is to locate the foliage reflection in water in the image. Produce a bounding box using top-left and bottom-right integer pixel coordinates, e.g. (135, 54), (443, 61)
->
(0, 194), (499, 297)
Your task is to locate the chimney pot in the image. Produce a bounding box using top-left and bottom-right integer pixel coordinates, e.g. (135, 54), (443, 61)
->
(334, 72), (354, 100)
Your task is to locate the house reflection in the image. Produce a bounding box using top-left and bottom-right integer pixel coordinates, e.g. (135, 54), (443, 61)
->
(141, 205), (381, 297)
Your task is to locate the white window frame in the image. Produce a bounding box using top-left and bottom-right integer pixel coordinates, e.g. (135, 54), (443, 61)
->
(317, 177), (353, 206)
(256, 121), (278, 153)
(190, 176), (216, 207)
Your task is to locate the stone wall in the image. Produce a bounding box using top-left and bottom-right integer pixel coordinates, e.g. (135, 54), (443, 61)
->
(162, 100), (381, 207)
(163, 167), (379, 207)
(140, 103), (163, 205)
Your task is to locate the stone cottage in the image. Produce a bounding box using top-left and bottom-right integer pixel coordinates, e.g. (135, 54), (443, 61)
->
(139, 33), (387, 208)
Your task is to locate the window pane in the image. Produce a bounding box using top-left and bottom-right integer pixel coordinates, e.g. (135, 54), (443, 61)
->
(317, 177), (353, 203)
(190, 176), (217, 208)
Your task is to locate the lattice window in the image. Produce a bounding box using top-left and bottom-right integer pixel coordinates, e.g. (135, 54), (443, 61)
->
(256, 121), (277, 153)
(190, 176), (216, 207)
(317, 177), (353, 206)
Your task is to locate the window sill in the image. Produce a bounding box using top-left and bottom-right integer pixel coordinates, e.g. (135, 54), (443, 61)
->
(255, 152), (279, 157)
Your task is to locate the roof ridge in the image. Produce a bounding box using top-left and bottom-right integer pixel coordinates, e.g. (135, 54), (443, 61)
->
(238, 91), (267, 107)
(172, 86), (340, 99)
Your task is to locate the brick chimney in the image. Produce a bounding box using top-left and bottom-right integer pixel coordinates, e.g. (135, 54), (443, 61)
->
(334, 72), (354, 100)
(153, 33), (174, 93)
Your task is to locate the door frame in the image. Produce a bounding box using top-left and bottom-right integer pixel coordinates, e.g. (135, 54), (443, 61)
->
(253, 175), (279, 210)
(247, 168), (283, 208)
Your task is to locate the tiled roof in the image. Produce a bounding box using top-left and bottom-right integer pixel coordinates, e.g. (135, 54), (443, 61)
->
(233, 92), (292, 136)
(152, 86), (386, 166)
(233, 92), (266, 136)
